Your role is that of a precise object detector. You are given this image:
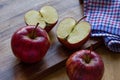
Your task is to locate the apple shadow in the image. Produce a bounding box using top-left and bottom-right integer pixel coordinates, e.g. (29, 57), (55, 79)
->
(13, 59), (47, 80)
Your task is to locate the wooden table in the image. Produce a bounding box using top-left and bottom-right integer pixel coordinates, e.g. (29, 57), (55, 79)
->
(0, 0), (120, 80)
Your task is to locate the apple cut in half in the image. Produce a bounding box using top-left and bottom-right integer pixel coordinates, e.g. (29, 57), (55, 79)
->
(24, 6), (58, 32)
(57, 17), (91, 49)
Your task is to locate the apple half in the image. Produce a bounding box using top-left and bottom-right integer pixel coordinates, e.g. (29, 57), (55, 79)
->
(24, 6), (58, 32)
(57, 17), (91, 49)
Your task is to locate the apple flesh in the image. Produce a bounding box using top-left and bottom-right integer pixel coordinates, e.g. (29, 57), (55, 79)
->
(57, 17), (91, 49)
(66, 50), (104, 80)
(24, 6), (58, 32)
(11, 25), (50, 63)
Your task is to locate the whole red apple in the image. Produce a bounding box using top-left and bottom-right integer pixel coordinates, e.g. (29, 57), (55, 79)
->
(66, 50), (104, 80)
(11, 24), (50, 63)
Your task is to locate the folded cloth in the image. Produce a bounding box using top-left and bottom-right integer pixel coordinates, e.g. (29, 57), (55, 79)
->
(84, 0), (120, 52)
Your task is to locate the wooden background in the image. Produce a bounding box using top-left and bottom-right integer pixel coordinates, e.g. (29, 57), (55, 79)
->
(0, 0), (120, 80)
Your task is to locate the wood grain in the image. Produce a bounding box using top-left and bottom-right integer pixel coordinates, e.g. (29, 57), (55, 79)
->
(0, 0), (101, 80)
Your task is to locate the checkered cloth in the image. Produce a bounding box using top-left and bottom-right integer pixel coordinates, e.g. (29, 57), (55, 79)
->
(84, 0), (120, 52)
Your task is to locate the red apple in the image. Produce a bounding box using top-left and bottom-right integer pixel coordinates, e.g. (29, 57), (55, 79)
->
(66, 50), (104, 80)
(24, 6), (58, 32)
(57, 16), (91, 50)
(11, 24), (50, 63)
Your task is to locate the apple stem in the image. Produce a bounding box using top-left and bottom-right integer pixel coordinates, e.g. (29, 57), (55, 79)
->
(84, 44), (93, 64)
(76, 16), (87, 24)
(85, 55), (90, 63)
(31, 23), (39, 39)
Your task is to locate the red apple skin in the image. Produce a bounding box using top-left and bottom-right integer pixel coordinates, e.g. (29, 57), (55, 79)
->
(45, 21), (58, 32)
(66, 50), (104, 80)
(11, 26), (50, 63)
(57, 32), (91, 50)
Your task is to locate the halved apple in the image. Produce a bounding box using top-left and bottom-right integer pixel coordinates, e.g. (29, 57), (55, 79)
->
(24, 6), (58, 32)
(57, 17), (91, 49)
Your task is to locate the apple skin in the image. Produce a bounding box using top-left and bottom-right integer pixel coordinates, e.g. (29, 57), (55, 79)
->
(11, 26), (50, 63)
(44, 21), (58, 32)
(66, 50), (104, 80)
(57, 32), (91, 50)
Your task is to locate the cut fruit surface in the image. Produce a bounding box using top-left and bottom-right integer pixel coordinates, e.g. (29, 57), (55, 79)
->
(25, 10), (46, 29)
(24, 6), (58, 32)
(57, 18), (91, 44)
(57, 18), (76, 39)
(40, 6), (58, 24)
(68, 21), (91, 44)
(57, 17), (91, 48)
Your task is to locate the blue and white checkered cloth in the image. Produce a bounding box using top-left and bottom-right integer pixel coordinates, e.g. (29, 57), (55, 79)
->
(84, 0), (120, 52)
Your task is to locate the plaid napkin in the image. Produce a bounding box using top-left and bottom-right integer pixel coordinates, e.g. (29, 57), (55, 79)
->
(84, 0), (120, 52)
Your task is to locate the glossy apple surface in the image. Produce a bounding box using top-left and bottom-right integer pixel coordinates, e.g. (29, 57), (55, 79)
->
(66, 50), (104, 80)
(11, 25), (50, 63)
(24, 6), (58, 32)
(57, 17), (91, 50)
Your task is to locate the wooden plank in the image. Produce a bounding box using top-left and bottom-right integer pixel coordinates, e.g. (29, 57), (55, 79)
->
(0, 0), (102, 80)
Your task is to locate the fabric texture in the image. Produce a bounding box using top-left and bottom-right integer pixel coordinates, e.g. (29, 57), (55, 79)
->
(84, 0), (120, 52)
